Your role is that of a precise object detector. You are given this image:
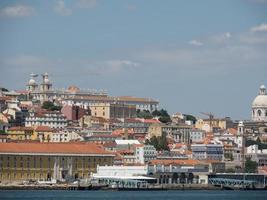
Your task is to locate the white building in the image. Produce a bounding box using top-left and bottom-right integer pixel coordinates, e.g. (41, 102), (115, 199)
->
(235, 121), (244, 149)
(190, 129), (205, 143)
(252, 85), (267, 122)
(25, 111), (67, 129)
(93, 165), (148, 178)
(246, 145), (267, 167)
(191, 141), (224, 161)
(52, 130), (82, 142)
(134, 144), (157, 164)
(115, 139), (140, 150)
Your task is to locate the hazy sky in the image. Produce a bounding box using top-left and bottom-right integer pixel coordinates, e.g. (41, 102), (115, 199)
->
(0, 0), (267, 120)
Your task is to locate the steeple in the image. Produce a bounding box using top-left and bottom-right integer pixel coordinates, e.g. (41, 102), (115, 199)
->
(40, 72), (52, 92)
(237, 121), (244, 135)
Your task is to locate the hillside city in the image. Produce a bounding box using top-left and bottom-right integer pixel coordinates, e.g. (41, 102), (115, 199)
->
(0, 73), (267, 189)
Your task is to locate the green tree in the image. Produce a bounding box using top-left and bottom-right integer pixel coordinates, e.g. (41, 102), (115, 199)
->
(0, 87), (8, 92)
(147, 135), (169, 151)
(184, 114), (197, 124)
(152, 110), (161, 117)
(245, 158), (257, 173)
(42, 101), (61, 111)
(136, 109), (153, 119)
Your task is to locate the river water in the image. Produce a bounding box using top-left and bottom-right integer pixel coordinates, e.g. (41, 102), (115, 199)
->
(0, 190), (266, 200)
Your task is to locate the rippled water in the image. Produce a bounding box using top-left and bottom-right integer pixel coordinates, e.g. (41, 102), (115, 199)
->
(0, 190), (267, 200)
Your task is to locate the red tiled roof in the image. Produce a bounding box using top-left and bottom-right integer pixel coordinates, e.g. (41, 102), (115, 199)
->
(112, 128), (134, 136)
(0, 96), (11, 101)
(149, 159), (201, 166)
(89, 134), (120, 138)
(8, 126), (34, 131)
(0, 142), (114, 155)
(143, 119), (161, 124)
(35, 126), (53, 132)
(103, 142), (117, 148)
(227, 128), (237, 135)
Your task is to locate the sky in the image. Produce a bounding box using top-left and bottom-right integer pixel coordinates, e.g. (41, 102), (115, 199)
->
(0, 0), (267, 120)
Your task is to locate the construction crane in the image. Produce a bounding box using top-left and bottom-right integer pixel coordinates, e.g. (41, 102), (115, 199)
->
(200, 112), (214, 132)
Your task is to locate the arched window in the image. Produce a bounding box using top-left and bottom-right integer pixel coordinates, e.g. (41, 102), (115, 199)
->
(258, 110), (262, 116)
(265, 110), (267, 117)
(253, 110), (255, 116)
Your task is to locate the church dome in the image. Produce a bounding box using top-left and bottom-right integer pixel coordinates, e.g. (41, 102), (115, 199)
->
(28, 78), (36, 85)
(252, 85), (267, 108)
(68, 85), (80, 92)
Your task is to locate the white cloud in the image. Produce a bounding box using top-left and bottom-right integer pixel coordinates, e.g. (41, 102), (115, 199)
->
(0, 55), (140, 77)
(239, 34), (267, 44)
(138, 43), (266, 71)
(76, 0), (97, 8)
(87, 60), (139, 75)
(251, 23), (267, 32)
(189, 40), (203, 46)
(54, 0), (72, 16)
(209, 32), (232, 44)
(225, 32), (231, 38)
(0, 4), (35, 17)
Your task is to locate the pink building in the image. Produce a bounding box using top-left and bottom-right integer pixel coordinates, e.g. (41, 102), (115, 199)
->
(61, 105), (86, 121)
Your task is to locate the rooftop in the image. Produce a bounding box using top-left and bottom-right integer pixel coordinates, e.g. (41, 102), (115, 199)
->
(0, 142), (114, 156)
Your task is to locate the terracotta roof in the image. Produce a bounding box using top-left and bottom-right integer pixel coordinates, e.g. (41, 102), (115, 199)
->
(133, 143), (144, 147)
(0, 96), (11, 101)
(143, 119), (161, 124)
(124, 118), (143, 123)
(149, 159), (201, 166)
(88, 134), (120, 139)
(35, 126), (53, 132)
(227, 128), (237, 135)
(103, 142), (117, 148)
(0, 142), (114, 155)
(8, 126), (34, 131)
(112, 128), (134, 136)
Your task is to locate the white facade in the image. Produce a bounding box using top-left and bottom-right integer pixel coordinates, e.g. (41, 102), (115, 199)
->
(52, 131), (82, 142)
(115, 139), (140, 150)
(92, 165), (148, 178)
(190, 129), (205, 143)
(235, 121), (244, 149)
(246, 145), (267, 167)
(25, 112), (67, 129)
(252, 85), (267, 122)
(135, 145), (157, 164)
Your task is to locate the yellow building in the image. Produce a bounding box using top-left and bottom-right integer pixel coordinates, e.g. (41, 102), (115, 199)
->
(34, 126), (53, 142)
(0, 142), (114, 183)
(195, 117), (233, 132)
(6, 126), (54, 142)
(6, 126), (36, 141)
(147, 123), (192, 144)
(89, 103), (136, 119)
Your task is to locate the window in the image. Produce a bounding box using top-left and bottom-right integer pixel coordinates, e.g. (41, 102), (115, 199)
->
(258, 110), (262, 116)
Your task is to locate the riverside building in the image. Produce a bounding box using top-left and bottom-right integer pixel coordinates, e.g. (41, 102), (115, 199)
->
(0, 142), (114, 182)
